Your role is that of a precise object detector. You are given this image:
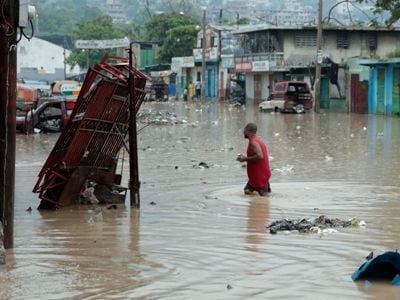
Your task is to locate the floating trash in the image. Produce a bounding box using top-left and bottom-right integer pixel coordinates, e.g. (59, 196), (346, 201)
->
(178, 137), (191, 142)
(352, 250), (400, 285)
(273, 165), (294, 174)
(268, 215), (359, 234)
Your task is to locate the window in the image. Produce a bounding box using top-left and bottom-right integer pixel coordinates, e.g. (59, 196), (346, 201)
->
(211, 36), (216, 47)
(367, 34), (377, 51)
(294, 31), (316, 47)
(337, 32), (349, 49)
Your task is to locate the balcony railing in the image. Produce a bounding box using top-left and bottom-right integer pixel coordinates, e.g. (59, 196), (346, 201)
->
(234, 51), (316, 70)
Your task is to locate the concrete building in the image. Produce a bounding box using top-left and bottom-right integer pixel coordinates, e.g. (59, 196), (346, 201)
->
(17, 37), (80, 83)
(87, 0), (127, 24)
(194, 24), (236, 99)
(360, 58), (400, 115)
(232, 24), (400, 105)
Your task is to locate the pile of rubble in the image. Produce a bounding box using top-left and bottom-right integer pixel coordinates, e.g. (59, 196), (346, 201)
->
(268, 215), (364, 234)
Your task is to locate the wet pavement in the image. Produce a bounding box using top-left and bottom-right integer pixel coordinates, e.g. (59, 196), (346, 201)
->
(2, 100), (400, 299)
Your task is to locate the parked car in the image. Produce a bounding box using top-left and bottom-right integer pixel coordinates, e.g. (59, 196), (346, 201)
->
(259, 81), (313, 113)
(146, 77), (169, 101)
(16, 96), (73, 134)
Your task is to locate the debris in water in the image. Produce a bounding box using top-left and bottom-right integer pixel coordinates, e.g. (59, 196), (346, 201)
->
(366, 251), (374, 260)
(273, 165), (294, 174)
(26, 206), (32, 212)
(352, 250), (400, 285)
(193, 161), (210, 169)
(226, 284), (232, 290)
(150, 201), (157, 205)
(268, 215), (359, 234)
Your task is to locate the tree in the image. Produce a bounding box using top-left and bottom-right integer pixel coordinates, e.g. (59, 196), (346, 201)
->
(158, 25), (198, 63)
(222, 16), (251, 26)
(144, 12), (199, 44)
(356, 0), (400, 26)
(35, 1), (103, 37)
(66, 16), (127, 68)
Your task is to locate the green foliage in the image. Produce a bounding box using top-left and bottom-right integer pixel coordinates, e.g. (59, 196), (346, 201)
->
(35, 0), (103, 37)
(356, 0), (400, 26)
(144, 12), (199, 43)
(66, 16), (127, 68)
(222, 17), (251, 26)
(387, 48), (400, 58)
(158, 25), (198, 63)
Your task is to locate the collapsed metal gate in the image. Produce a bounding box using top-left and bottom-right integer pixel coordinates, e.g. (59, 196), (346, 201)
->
(33, 56), (148, 209)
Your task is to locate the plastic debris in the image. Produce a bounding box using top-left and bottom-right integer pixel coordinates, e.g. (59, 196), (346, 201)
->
(352, 250), (400, 285)
(268, 215), (357, 234)
(193, 161), (210, 169)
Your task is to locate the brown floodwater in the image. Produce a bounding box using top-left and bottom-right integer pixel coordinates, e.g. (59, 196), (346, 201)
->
(1, 100), (400, 299)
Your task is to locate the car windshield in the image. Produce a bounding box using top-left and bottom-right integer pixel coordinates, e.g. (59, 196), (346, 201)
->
(288, 83), (309, 93)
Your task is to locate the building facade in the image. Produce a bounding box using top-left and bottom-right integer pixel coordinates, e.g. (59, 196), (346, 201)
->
(232, 24), (400, 103)
(192, 25), (236, 99)
(360, 58), (400, 115)
(17, 37), (80, 82)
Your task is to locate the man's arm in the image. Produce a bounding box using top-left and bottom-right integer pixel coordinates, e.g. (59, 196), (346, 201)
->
(237, 140), (263, 162)
(247, 140), (263, 161)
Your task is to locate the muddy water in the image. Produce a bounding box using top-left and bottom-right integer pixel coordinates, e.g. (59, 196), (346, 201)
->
(1, 100), (400, 299)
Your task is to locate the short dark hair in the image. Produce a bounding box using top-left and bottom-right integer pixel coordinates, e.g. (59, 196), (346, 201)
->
(245, 123), (257, 134)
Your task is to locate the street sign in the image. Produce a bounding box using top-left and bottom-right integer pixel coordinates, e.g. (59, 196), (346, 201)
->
(75, 38), (130, 49)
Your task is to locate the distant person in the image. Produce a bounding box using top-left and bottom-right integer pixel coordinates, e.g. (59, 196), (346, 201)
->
(183, 87), (188, 101)
(195, 80), (201, 99)
(236, 123), (271, 196)
(188, 81), (194, 100)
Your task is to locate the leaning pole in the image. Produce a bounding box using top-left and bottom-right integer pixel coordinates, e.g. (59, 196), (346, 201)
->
(0, 0), (18, 249)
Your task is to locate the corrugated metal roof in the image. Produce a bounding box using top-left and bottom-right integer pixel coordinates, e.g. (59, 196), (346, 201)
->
(232, 23), (400, 34)
(359, 58), (400, 66)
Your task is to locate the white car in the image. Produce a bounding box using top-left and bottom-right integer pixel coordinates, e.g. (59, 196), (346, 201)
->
(259, 100), (305, 113)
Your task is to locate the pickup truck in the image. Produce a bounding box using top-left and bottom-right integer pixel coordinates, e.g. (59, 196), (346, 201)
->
(16, 97), (74, 134)
(259, 81), (313, 113)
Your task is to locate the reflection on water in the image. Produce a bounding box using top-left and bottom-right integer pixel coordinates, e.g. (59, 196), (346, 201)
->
(2, 101), (400, 299)
(246, 197), (269, 252)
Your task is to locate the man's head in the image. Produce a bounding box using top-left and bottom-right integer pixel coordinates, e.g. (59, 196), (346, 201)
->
(244, 123), (257, 139)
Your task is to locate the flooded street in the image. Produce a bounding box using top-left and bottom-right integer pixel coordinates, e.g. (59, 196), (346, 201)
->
(2, 100), (400, 299)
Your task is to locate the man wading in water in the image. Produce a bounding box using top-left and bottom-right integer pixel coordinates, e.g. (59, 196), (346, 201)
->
(236, 123), (271, 196)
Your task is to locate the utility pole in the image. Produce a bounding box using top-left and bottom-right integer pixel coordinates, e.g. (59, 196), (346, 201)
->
(128, 45), (140, 208)
(0, 0), (18, 249)
(63, 36), (67, 80)
(201, 9), (206, 102)
(315, 0), (323, 113)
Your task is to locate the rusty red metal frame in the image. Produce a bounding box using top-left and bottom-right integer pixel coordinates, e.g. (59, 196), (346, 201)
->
(33, 56), (148, 209)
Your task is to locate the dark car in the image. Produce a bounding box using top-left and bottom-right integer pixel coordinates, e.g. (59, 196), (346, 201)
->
(259, 81), (313, 113)
(146, 77), (169, 101)
(16, 97), (72, 134)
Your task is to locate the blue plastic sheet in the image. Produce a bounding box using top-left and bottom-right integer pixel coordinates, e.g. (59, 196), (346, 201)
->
(352, 250), (400, 285)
